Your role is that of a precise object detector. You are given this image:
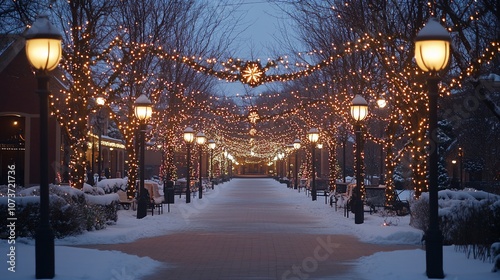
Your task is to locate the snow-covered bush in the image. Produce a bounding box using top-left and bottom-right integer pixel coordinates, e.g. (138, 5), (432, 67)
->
(95, 178), (128, 193)
(83, 183), (105, 195)
(0, 184), (119, 238)
(491, 242), (500, 272)
(411, 189), (500, 261)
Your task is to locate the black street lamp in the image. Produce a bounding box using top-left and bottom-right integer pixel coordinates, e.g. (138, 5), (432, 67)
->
(227, 153), (233, 178)
(317, 143), (323, 179)
(96, 96), (105, 182)
(208, 139), (216, 189)
(223, 149), (228, 177)
(451, 160), (458, 188)
(134, 94), (153, 219)
(293, 139), (301, 190)
(196, 131), (206, 199)
(307, 128), (319, 201)
(183, 127), (195, 203)
(278, 152), (284, 178)
(25, 13), (62, 279)
(350, 94), (369, 225)
(458, 147), (463, 189)
(415, 17), (451, 279)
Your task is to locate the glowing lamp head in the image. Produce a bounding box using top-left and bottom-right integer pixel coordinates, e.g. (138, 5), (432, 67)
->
(96, 96), (106, 106)
(376, 97), (387, 108)
(208, 139), (216, 149)
(25, 14), (62, 72)
(293, 139), (301, 149)
(414, 17), (451, 72)
(196, 131), (206, 145)
(133, 94), (152, 121)
(183, 127), (195, 143)
(350, 95), (369, 122)
(307, 128), (319, 143)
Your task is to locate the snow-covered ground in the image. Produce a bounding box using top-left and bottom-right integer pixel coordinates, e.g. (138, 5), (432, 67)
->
(1, 178), (497, 279)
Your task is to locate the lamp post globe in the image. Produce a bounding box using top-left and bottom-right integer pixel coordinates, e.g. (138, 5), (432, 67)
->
(184, 127), (195, 143)
(307, 128), (319, 143)
(350, 94), (369, 225)
(208, 139), (216, 150)
(293, 138), (301, 150)
(415, 17), (451, 279)
(415, 18), (451, 73)
(96, 96), (106, 106)
(376, 97), (387, 108)
(25, 13), (62, 279)
(350, 94), (369, 122)
(25, 14), (62, 72)
(134, 94), (152, 220)
(134, 94), (153, 121)
(196, 132), (206, 145)
(184, 127), (195, 203)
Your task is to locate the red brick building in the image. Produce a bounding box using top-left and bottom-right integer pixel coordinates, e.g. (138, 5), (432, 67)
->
(0, 34), (63, 186)
(0, 34), (126, 187)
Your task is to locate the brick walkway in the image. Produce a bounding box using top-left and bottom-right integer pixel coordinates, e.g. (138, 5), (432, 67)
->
(86, 178), (416, 279)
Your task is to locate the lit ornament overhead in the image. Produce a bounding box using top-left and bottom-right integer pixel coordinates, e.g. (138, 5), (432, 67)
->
(248, 109), (260, 124)
(241, 61), (265, 87)
(249, 127), (257, 136)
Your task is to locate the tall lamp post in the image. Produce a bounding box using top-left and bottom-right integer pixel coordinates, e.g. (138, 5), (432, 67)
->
(196, 131), (206, 199)
(134, 94), (153, 219)
(307, 128), (319, 201)
(96, 96), (105, 182)
(208, 139), (216, 189)
(451, 160), (458, 188)
(458, 147), (463, 189)
(350, 94), (369, 224)
(184, 127), (195, 203)
(414, 17), (451, 279)
(293, 139), (301, 190)
(278, 152), (284, 178)
(25, 14), (62, 279)
(317, 143), (323, 179)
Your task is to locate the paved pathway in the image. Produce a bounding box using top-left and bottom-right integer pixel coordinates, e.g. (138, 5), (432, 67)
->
(85, 178), (416, 279)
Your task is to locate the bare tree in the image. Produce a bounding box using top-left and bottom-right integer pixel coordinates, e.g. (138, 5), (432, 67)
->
(275, 0), (499, 199)
(99, 0), (240, 192)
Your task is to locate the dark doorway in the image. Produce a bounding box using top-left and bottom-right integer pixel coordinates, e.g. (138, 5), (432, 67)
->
(0, 115), (25, 186)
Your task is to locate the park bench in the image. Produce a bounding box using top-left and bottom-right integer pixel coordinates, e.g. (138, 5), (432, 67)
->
(143, 181), (163, 215)
(387, 189), (411, 216)
(116, 190), (134, 210)
(340, 184), (383, 217)
(298, 178), (307, 193)
(365, 186), (386, 214)
(329, 183), (348, 210)
(334, 183), (411, 217)
(364, 186), (411, 216)
(315, 179), (330, 204)
(305, 179), (329, 203)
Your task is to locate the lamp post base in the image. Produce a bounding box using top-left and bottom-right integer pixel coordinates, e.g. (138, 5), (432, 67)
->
(35, 225), (55, 278)
(136, 192), (149, 219)
(354, 199), (364, 224)
(425, 228), (444, 278)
